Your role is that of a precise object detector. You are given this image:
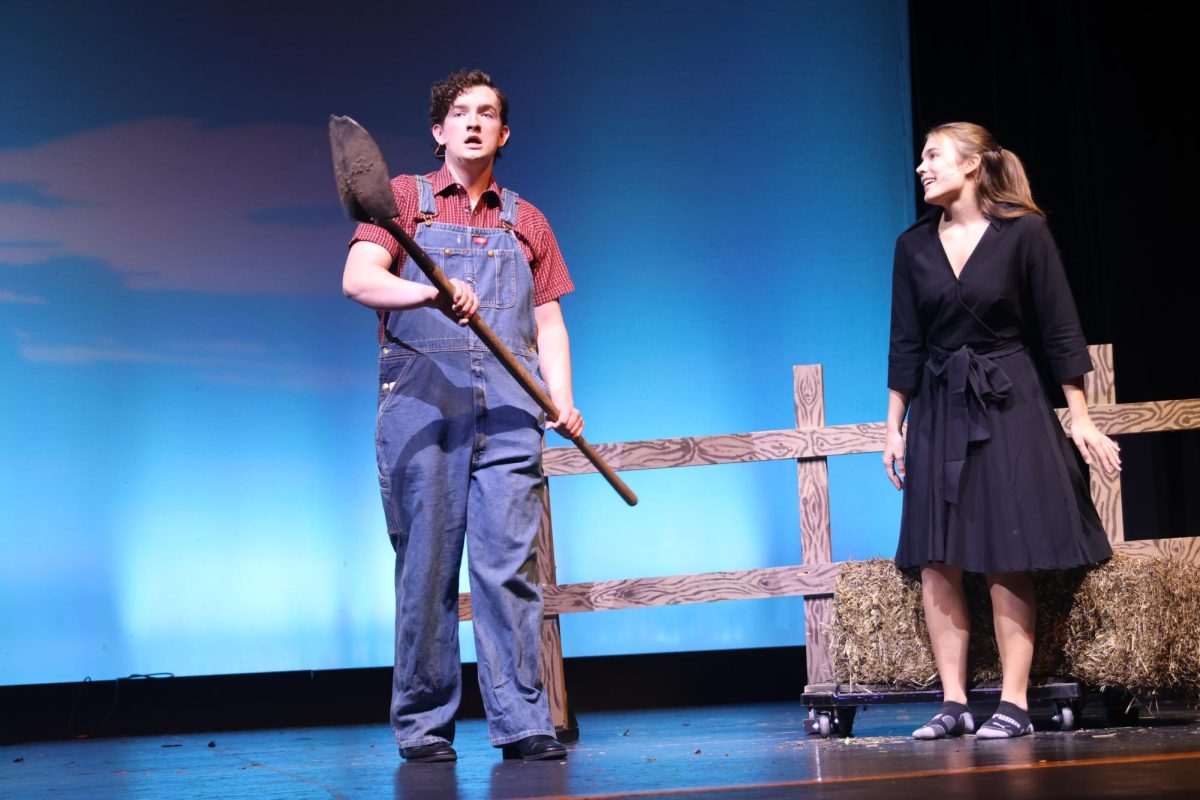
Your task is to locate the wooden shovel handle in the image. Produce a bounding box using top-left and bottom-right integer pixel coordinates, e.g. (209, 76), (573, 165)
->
(374, 216), (638, 506)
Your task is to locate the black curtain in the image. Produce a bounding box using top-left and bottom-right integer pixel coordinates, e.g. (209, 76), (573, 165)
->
(908, 0), (1199, 538)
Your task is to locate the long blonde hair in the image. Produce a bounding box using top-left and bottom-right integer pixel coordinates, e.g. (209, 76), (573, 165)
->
(928, 122), (1044, 219)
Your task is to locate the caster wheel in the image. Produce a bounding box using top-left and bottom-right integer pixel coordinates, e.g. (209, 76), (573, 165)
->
(1052, 703), (1076, 731)
(818, 713), (833, 737)
(1102, 692), (1139, 726)
(835, 707), (857, 737)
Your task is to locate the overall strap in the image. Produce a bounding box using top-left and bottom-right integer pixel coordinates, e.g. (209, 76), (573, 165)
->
(414, 175), (438, 219)
(499, 188), (520, 229)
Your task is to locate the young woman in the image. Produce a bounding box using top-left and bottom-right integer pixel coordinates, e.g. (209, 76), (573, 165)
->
(883, 122), (1120, 739)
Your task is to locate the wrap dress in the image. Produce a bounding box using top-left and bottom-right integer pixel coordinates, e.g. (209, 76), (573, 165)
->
(889, 208), (1113, 573)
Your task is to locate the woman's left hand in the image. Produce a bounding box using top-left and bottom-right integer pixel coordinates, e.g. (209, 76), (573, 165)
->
(1070, 417), (1121, 474)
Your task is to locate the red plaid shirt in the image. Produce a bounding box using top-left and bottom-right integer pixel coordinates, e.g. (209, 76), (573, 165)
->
(351, 165), (575, 341)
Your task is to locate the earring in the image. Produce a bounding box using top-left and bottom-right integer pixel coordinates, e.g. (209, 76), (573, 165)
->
(433, 143), (446, 158)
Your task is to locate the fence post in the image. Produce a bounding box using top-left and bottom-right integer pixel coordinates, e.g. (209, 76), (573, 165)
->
(536, 479), (572, 735)
(794, 365), (834, 687)
(1085, 344), (1124, 544)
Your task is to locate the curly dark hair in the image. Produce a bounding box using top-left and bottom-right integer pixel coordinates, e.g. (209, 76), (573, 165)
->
(428, 69), (508, 127)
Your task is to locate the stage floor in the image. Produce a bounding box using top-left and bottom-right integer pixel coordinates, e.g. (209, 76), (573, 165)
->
(3, 701), (1199, 799)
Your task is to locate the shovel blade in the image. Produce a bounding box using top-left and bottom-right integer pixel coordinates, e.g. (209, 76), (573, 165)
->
(329, 115), (400, 223)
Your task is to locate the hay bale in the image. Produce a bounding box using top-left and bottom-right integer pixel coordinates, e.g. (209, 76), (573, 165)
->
(829, 560), (1093, 687)
(830, 555), (1200, 698)
(1173, 563), (1200, 695)
(1029, 567), (1090, 677)
(964, 568), (1088, 683)
(1066, 554), (1200, 698)
(828, 559), (934, 687)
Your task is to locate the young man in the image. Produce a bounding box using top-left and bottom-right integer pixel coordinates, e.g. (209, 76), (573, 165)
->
(342, 70), (582, 762)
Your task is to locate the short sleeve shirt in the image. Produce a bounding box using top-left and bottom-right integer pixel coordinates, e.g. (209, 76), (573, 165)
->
(350, 164), (575, 309)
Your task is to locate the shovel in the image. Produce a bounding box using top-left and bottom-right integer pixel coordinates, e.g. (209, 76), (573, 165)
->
(330, 115), (637, 506)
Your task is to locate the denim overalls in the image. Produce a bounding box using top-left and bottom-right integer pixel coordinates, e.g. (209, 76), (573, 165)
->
(375, 176), (553, 749)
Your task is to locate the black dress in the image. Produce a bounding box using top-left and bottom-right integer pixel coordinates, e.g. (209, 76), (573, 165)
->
(889, 209), (1113, 573)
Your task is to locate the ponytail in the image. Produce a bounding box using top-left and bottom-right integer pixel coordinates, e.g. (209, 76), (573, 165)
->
(928, 123), (1044, 219)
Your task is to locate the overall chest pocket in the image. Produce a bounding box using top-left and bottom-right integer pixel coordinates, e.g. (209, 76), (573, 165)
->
(427, 248), (517, 310)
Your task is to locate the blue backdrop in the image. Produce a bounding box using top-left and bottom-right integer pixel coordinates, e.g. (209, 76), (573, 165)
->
(0, 0), (912, 685)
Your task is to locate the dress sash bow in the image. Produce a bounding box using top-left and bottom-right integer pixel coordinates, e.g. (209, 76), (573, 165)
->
(925, 341), (1023, 505)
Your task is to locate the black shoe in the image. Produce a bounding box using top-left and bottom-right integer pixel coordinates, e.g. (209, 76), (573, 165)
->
(501, 734), (567, 761)
(399, 741), (457, 762)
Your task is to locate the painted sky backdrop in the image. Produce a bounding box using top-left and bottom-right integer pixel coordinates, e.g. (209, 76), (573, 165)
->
(0, 0), (912, 685)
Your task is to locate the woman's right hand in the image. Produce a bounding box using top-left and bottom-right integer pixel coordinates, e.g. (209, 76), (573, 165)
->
(883, 429), (906, 490)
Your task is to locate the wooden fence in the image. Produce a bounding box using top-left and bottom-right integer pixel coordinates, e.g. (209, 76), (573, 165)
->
(456, 344), (1200, 730)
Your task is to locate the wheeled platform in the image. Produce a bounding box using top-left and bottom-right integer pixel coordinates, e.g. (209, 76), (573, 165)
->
(800, 680), (1126, 737)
